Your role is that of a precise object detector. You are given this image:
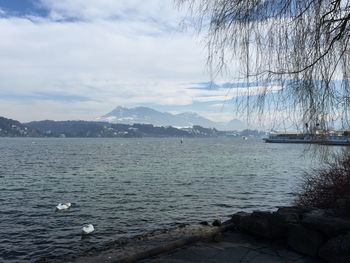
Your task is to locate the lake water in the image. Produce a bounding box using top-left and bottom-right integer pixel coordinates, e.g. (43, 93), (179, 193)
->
(0, 137), (318, 262)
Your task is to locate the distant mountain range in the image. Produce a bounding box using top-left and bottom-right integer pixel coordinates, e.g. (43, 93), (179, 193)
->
(0, 116), (263, 138)
(98, 106), (246, 131)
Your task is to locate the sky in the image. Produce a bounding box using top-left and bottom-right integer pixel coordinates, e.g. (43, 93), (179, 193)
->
(0, 0), (280, 126)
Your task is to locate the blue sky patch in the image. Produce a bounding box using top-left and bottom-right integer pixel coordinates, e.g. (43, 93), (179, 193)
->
(190, 80), (272, 90)
(0, 0), (48, 17)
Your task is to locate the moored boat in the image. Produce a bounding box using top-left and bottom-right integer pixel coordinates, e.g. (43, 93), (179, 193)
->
(263, 131), (350, 145)
(263, 133), (314, 144)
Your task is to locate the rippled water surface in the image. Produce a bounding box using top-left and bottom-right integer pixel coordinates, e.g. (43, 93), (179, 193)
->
(0, 137), (318, 262)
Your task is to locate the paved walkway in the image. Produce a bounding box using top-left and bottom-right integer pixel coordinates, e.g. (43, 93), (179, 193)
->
(144, 231), (321, 263)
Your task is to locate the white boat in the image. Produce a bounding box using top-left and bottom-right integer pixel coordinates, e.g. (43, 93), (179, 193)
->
(319, 134), (350, 145)
(263, 131), (350, 145)
(263, 133), (313, 144)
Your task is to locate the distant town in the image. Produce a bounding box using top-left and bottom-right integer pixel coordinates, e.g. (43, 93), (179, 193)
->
(0, 116), (266, 138)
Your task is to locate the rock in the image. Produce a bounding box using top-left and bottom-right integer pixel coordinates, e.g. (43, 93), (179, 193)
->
(273, 206), (305, 224)
(199, 221), (209, 226)
(238, 211), (285, 239)
(221, 219), (233, 226)
(231, 211), (250, 226)
(212, 219), (222, 227)
(301, 210), (350, 237)
(268, 207), (304, 237)
(319, 233), (350, 263)
(287, 224), (325, 257)
(335, 198), (350, 216)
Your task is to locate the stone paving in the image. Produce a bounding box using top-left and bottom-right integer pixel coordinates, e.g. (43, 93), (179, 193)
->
(144, 231), (322, 263)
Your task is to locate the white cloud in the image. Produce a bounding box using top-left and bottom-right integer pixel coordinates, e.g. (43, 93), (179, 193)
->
(192, 85), (282, 103)
(0, 8), (212, 121)
(0, 0), (270, 123)
(39, 0), (182, 25)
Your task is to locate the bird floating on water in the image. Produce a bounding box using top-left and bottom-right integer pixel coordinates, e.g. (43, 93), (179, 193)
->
(56, 203), (71, 211)
(82, 224), (94, 235)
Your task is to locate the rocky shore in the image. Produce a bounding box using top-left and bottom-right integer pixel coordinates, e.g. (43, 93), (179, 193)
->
(231, 206), (350, 263)
(55, 206), (350, 263)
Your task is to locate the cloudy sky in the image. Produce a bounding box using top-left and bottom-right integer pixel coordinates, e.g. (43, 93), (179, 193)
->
(0, 0), (277, 125)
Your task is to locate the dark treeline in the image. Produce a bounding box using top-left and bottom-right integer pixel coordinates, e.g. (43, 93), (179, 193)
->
(0, 116), (263, 138)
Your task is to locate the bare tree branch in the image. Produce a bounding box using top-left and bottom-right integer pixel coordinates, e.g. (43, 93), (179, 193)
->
(178, 0), (350, 130)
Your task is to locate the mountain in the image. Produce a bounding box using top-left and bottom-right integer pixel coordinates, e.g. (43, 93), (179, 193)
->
(101, 106), (175, 126)
(0, 116), (41, 137)
(173, 112), (215, 128)
(224, 119), (247, 131)
(26, 120), (221, 138)
(98, 106), (246, 130)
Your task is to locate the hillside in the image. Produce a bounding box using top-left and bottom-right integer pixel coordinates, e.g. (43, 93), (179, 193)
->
(0, 117), (41, 137)
(26, 120), (221, 138)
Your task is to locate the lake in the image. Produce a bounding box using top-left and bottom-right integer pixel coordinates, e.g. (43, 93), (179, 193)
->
(0, 137), (318, 262)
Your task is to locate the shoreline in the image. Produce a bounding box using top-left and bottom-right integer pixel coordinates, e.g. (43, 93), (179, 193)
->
(46, 206), (350, 263)
(69, 222), (234, 263)
(41, 223), (227, 262)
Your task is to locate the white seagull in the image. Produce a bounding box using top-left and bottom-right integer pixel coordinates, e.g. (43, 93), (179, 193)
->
(56, 203), (71, 211)
(82, 224), (94, 235)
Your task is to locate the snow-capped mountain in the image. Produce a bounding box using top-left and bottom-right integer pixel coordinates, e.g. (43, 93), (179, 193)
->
(98, 106), (246, 130)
